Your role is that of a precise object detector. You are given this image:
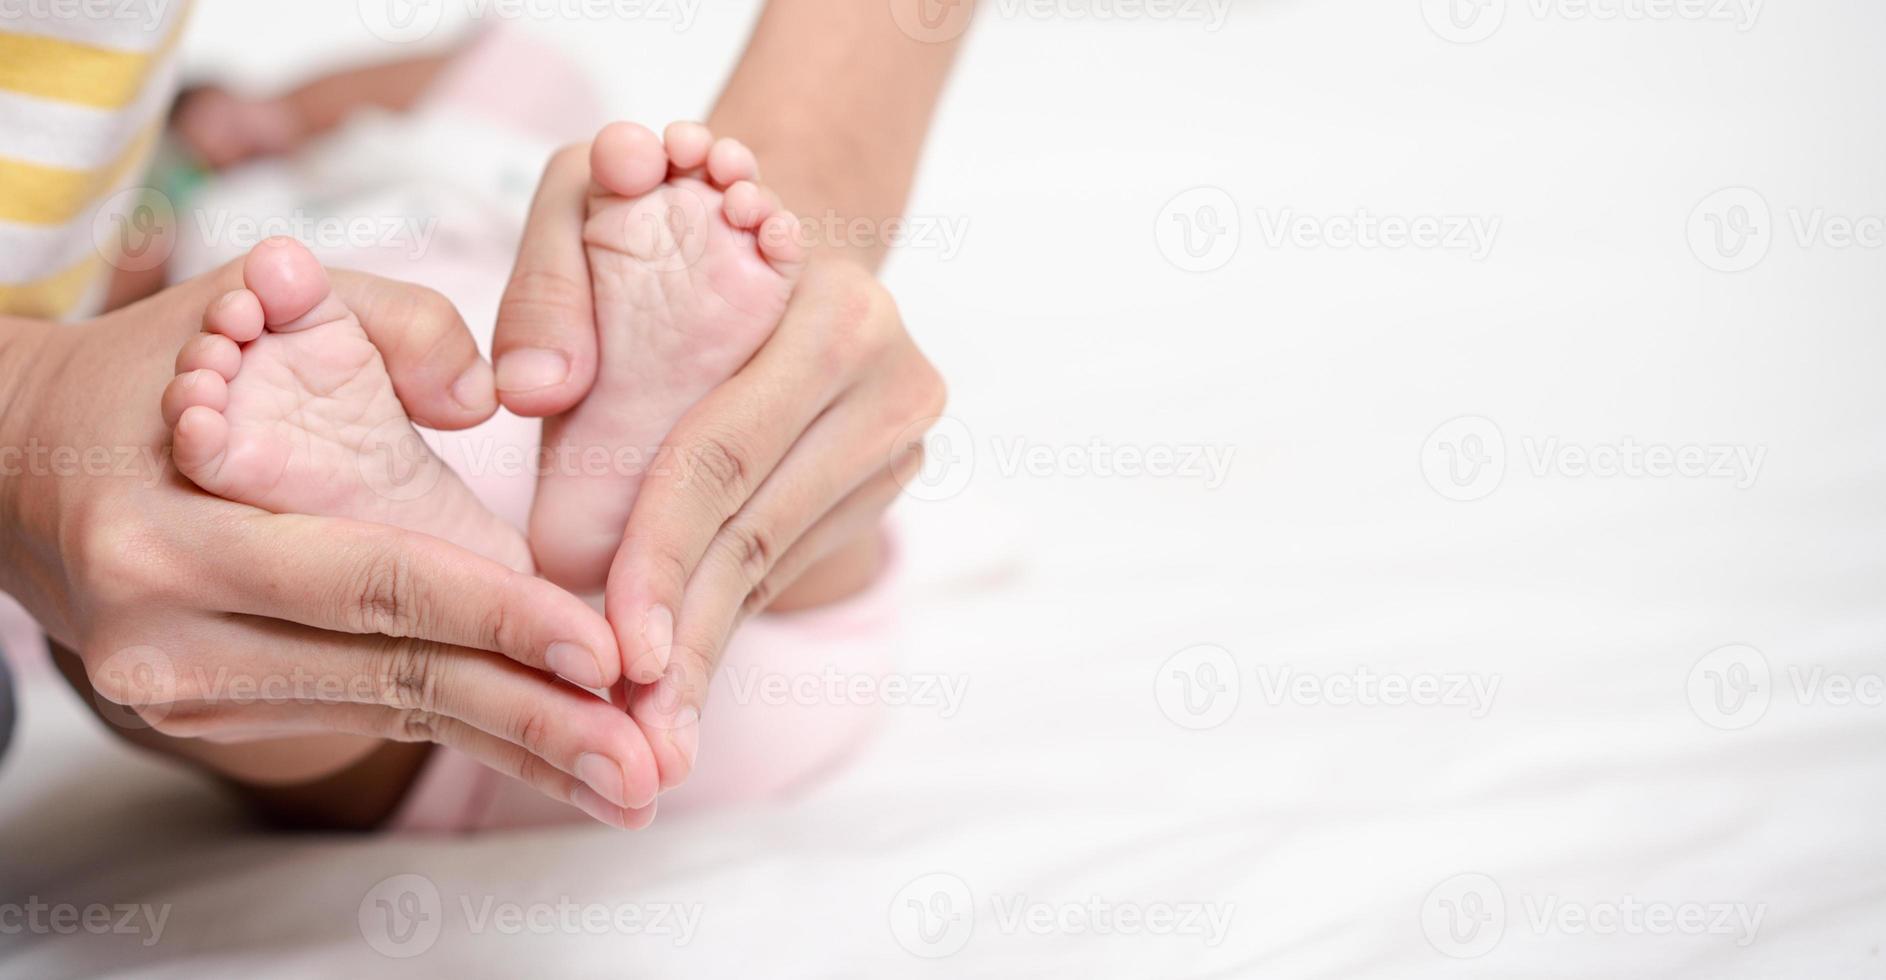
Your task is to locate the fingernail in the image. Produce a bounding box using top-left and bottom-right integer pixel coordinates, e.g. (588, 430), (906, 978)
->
(667, 706), (700, 778)
(546, 642), (604, 689)
(495, 348), (570, 393)
(575, 752), (629, 808)
(641, 605), (674, 679)
(450, 359), (496, 413)
(570, 784), (626, 828)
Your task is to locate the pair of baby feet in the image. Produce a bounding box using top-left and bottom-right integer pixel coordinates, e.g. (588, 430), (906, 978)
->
(160, 121), (804, 799)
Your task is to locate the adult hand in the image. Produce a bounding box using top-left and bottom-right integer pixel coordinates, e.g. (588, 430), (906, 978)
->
(0, 262), (658, 828)
(493, 143), (947, 790)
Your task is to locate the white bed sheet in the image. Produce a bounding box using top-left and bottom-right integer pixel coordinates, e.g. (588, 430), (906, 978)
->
(5, 1), (1885, 976)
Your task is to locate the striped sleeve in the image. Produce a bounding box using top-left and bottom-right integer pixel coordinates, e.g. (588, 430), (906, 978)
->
(0, 1), (189, 320)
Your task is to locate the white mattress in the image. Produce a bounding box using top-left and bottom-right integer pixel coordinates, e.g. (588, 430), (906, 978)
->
(5, 1), (1885, 976)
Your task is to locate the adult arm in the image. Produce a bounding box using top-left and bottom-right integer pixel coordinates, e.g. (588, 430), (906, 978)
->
(704, 0), (969, 269)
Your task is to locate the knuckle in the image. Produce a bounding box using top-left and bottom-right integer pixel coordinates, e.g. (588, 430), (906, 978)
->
(510, 706), (554, 759)
(816, 273), (901, 374)
(408, 284), (458, 328)
(343, 542), (422, 637)
(679, 433), (753, 505)
(377, 639), (442, 711)
(391, 708), (446, 744)
(863, 278), (903, 329)
(480, 583), (520, 659)
(743, 573), (782, 617)
(712, 521), (776, 590)
(83, 641), (182, 705)
(513, 750), (562, 796)
(411, 313), (471, 371)
(85, 659), (136, 705)
(376, 283), (457, 340)
(650, 543), (694, 595)
(824, 302), (877, 367)
(75, 522), (176, 608)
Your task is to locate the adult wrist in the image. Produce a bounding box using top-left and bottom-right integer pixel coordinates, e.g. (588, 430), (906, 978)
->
(0, 316), (53, 481)
(0, 317), (64, 601)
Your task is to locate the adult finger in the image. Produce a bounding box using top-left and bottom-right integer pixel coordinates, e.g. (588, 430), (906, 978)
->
(677, 360), (939, 630)
(492, 142), (600, 417)
(749, 464), (914, 619)
(163, 699), (656, 829)
(632, 415), (926, 788)
(333, 269), (497, 432)
(661, 398), (898, 658)
(705, 437), (921, 635)
(153, 618), (660, 811)
(601, 328), (843, 685)
(203, 511), (624, 690)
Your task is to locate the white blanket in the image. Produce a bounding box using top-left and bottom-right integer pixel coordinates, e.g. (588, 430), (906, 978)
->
(4, 1), (1884, 976)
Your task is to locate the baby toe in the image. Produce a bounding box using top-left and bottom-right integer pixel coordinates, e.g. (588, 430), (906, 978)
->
(243, 238), (339, 330)
(163, 370), (228, 432)
(175, 332), (242, 380)
(721, 180), (778, 229)
(171, 405), (232, 487)
(662, 121), (713, 172)
(705, 137), (759, 188)
(204, 289), (265, 343)
(758, 211), (809, 276)
(591, 121), (668, 199)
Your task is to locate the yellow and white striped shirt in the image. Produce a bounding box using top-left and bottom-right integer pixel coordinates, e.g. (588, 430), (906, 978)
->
(0, 1), (189, 319)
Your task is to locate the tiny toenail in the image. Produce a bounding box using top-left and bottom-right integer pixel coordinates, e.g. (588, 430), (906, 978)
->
(496, 348), (571, 393)
(575, 753), (629, 808)
(547, 642), (604, 689)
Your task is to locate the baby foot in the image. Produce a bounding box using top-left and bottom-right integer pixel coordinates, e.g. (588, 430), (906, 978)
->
(162, 237), (532, 573)
(529, 121), (806, 593)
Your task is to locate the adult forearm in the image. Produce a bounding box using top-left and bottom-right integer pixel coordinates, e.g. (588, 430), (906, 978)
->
(280, 50), (459, 138)
(707, 0), (969, 268)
